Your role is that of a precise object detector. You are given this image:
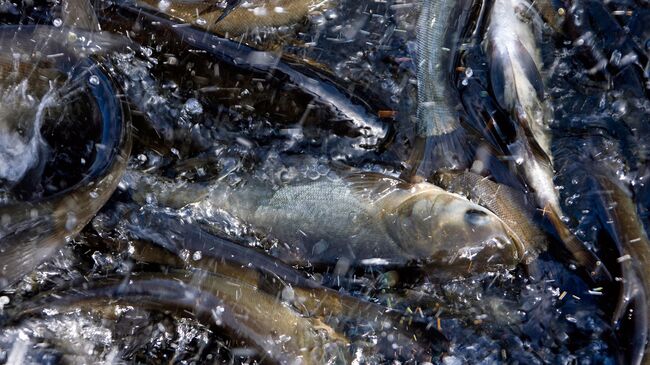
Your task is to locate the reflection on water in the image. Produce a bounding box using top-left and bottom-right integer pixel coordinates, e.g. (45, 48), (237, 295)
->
(0, 0), (648, 363)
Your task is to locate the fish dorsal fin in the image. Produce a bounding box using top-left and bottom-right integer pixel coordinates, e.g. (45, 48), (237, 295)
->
(339, 170), (413, 206)
(489, 38), (544, 111)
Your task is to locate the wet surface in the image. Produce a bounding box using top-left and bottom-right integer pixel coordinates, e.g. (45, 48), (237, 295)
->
(0, 0), (648, 363)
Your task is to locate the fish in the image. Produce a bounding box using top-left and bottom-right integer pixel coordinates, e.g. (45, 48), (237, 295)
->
(124, 166), (526, 274)
(483, 0), (610, 281)
(434, 170), (548, 262)
(135, 0), (317, 36)
(0, 80), (50, 191)
(100, 3), (389, 152)
(94, 218), (444, 361)
(61, 0), (101, 31)
(592, 172), (650, 365)
(14, 271), (350, 365)
(405, 0), (476, 177)
(0, 25), (132, 289)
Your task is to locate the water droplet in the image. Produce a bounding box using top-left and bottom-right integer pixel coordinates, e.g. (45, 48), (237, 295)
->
(158, 0), (170, 11)
(183, 98), (203, 115)
(195, 18), (207, 26)
(53, 18), (63, 27)
(65, 213), (78, 231)
(88, 75), (100, 85)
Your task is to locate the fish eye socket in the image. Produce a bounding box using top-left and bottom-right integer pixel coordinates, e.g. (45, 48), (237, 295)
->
(464, 209), (490, 226)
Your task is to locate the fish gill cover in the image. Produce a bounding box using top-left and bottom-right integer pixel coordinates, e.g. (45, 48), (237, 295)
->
(0, 0), (647, 364)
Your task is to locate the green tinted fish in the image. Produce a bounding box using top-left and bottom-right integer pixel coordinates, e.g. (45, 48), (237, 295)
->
(126, 168), (525, 273)
(593, 173), (650, 365)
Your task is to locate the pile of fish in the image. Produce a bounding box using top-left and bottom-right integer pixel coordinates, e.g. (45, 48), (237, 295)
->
(0, 0), (648, 363)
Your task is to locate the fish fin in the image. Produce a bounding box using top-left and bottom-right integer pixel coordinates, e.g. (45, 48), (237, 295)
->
(0, 229), (63, 289)
(488, 39), (544, 110)
(340, 169), (412, 205)
(402, 128), (474, 182)
(201, 0), (241, 23)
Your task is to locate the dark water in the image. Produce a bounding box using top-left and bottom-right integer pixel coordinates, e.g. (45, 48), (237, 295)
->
(0, 0), (648, 363)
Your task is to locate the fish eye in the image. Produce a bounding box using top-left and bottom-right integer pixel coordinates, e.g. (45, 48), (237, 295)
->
(464, 209), (490, 227)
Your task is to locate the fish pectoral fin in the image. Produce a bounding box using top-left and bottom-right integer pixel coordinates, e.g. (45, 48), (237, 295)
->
(488, 38), (544, 110)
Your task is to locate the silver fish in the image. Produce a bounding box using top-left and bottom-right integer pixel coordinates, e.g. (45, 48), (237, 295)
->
(126, 168), (525, 273)
(483, 0), (609, 280)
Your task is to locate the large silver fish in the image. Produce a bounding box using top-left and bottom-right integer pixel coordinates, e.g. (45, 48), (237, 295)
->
(127, 168), (526, 273)
(0, 26), (131, 289)
(483, 0), (609, 280)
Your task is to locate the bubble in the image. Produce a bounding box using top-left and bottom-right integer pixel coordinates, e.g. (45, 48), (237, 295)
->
(88, 75), (100, 85)
(195, 18), (207, 26)
(192, 251), (202, 261)
(53, 18), (63, 27)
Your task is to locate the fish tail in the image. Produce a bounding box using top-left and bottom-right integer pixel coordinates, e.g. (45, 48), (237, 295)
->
(545, 204), (612, 283)
(0, 232), (63, 289)
(402, 128), (474, 181)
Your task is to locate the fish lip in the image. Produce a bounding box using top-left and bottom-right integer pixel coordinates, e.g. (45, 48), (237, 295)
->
(500, 221), (527, 262)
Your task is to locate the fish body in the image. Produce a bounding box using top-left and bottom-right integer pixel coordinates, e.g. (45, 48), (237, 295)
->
(97, 209), (443, 360)
(128, 168), (525, 273)
(593, 173), (650, 365)
(407, 0), (475, 177)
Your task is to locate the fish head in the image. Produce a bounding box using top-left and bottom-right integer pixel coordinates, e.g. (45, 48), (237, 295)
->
(0, 81), (43, 185)
(384, 187), (525, 273)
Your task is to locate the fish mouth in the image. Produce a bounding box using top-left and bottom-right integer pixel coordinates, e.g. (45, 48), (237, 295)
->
(499, 221), (527, 263)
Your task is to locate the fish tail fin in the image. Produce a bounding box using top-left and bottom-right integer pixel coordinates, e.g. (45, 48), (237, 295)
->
(545, 204), (612, 283)
(402, 128), (474, 181)
(0, 232), (63, 289)
(205, 0), (241, 23)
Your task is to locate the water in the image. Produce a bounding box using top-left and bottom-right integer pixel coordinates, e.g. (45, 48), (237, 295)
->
(0, 0), (648, 363)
